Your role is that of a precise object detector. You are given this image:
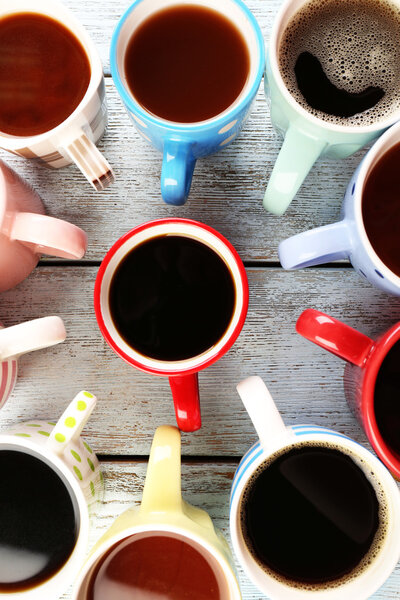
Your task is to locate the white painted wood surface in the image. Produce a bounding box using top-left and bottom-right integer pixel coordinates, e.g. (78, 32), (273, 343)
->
(0, 0), (399, 599)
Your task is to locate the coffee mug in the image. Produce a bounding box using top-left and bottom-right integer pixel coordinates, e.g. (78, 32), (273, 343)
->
(0, 0), (114, 191)
(297, 308), (400, 480)
(110, 0), (265, 206)
(0, 159), (87, 291)
(278, 120), (400, 295)
(0, 315), (66, 409)
(73, 425), (241, 599)
(0, 390), (103, 599)
(94, 218), (248, 432)
(230, 376), (400, 599)
(263, 0), (400, 215)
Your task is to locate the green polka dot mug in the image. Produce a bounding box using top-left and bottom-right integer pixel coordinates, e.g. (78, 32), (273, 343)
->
(0, 390), (104, 599)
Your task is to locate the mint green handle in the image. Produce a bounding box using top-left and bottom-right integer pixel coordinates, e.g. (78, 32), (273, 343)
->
(264, 125), (327, 215)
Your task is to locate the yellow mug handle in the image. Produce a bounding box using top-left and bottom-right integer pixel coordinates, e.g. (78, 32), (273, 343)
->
(141, 425), (183, 515)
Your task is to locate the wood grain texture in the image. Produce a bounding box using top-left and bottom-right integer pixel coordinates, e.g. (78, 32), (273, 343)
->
(59, 461), (400, 600)
(1, 266), (399, 457)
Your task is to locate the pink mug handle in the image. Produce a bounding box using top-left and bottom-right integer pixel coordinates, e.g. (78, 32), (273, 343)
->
(10, 212), (87, 259)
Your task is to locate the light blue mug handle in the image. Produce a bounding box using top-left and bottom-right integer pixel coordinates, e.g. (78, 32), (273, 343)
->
(263, 124), (327, 215)
(161, 139), (197, 206)
(278, 220), (352, 269)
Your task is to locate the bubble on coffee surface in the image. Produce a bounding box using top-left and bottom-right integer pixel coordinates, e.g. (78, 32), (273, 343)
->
(279, 0), (400, 126)
(239, 441), (389, 590)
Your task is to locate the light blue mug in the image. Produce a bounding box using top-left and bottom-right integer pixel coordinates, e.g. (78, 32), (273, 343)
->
(263, 0), (400, 216)
(110, 0), (265, 206)
(279, 121), (400, 296)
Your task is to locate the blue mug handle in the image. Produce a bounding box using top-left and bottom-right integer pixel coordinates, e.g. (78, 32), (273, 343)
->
(161, 139), (197, 206)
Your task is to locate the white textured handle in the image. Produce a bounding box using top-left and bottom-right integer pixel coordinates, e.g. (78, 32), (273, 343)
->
(0, 316), (66, 360)
(47, 391), (97, 455)
(63, 133), (114, 191)
(236, 376), (287, 451)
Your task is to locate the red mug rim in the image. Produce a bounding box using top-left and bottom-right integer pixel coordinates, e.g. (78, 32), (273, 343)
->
(94, 218), (249, 377)
(361, 321), (400, 478)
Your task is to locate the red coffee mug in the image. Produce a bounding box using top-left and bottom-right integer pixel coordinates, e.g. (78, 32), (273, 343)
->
(94, 218), (248, 432)
(296, 308), (400, 479)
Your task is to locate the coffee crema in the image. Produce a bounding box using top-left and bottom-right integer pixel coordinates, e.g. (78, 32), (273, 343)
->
(279, 0), (400, 126)
(374, 339), (400, 457)
(0, 12), (90, 137)
(240, 442), (388, 589)
(87, 534), (224, 600)
(124, 5), (250, 123)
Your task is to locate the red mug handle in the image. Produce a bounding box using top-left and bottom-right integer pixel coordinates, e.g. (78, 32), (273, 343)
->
(296, 309), (374, 367)
(169, 373), (201, 432)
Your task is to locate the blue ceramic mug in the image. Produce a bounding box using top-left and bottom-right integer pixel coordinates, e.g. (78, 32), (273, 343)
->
(278, 121), (400, 296)
(110, 0), (265, 206)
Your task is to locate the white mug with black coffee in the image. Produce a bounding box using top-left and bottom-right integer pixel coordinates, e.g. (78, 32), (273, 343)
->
(264, 0), (400, 215)
(230, 376), (400, 599)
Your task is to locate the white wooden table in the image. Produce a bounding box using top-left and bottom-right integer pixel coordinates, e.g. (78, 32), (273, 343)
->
(1, 1), (400, 598)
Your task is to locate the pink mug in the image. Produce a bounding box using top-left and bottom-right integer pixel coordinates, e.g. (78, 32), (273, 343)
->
(0, 159), (87, 291)
(0, 315), (66, 409)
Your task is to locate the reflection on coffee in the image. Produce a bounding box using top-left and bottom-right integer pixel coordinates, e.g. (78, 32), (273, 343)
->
(0, 450), (78, 591)
(279, 0), (400, 125)
(124, 5), (250, 123)
(88, 534), (224, 600)
(374, 339), (400, 456)
(0, 13), (90, 136)
(362, 141), (400, 277)
(240, 443), (387, 588)
(109, 235), (236, 361)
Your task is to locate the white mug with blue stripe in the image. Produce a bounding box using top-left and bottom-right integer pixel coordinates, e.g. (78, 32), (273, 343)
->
(229, 376), (400, 599)
(110, 0), (265, 206)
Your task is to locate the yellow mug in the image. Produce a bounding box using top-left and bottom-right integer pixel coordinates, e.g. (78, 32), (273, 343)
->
(73, 425), (241, 599)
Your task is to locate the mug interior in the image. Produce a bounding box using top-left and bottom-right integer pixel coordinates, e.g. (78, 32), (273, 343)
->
(95, 220), (248, 375)
(0, 440), (87, 598)
(232, 434), (400, 599)
(75, 528), (237, 600)
(111, 0), (264, 127)
(269, 0), (400, 134)
(0, 0), (102, 144)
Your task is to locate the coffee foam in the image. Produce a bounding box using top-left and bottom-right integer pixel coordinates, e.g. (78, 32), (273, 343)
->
(239, 441), (389, 591)
(279, 0), (400, 126)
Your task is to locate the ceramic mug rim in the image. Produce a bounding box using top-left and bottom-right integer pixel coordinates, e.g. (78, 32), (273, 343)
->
(230, 430), (400, 599)
(72, 523), (242, 600)
(268, 0), (400, 135)
(109, 0), (266, 131)
(94, 218), (249, 377)
(0, 0), (103, 149)
(0, 435), (90, 598)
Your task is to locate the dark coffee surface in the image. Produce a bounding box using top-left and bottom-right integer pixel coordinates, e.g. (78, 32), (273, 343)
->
(0, 450), (78, 591)
(279, 0), (400, 126)
(124, 5), (249, 123)
(375, 339), (400, 456)
(241, 445), (381, 586)
(87, 534), (222, 600)
(363, 142), (400, 277)
(109, 235), (236, 361)
(0, 13), (90, 136)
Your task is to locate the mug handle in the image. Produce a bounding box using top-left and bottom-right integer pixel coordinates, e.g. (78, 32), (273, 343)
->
(10, 212), (87, 259)
(0, 316), (66, 360)
(161, 139), (196, 206)
(278, 220), (352, 269)
(141, 425), (183, 514)
(263, 124), (327, 215)
(47, 390), (97, 455)
(296, 309), (374, 366)
(169, 374), (201, 432)
(236, 376), (287, 452)
(62, 132), (115, 191)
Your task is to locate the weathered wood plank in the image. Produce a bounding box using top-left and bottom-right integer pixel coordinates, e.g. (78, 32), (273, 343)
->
(1, 266), (399, 457)
(0, 2), (368, 262)
(60, 461), (400, 600)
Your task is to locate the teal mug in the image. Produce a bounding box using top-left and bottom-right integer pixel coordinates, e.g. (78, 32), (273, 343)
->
(263, 0), (400, 215)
